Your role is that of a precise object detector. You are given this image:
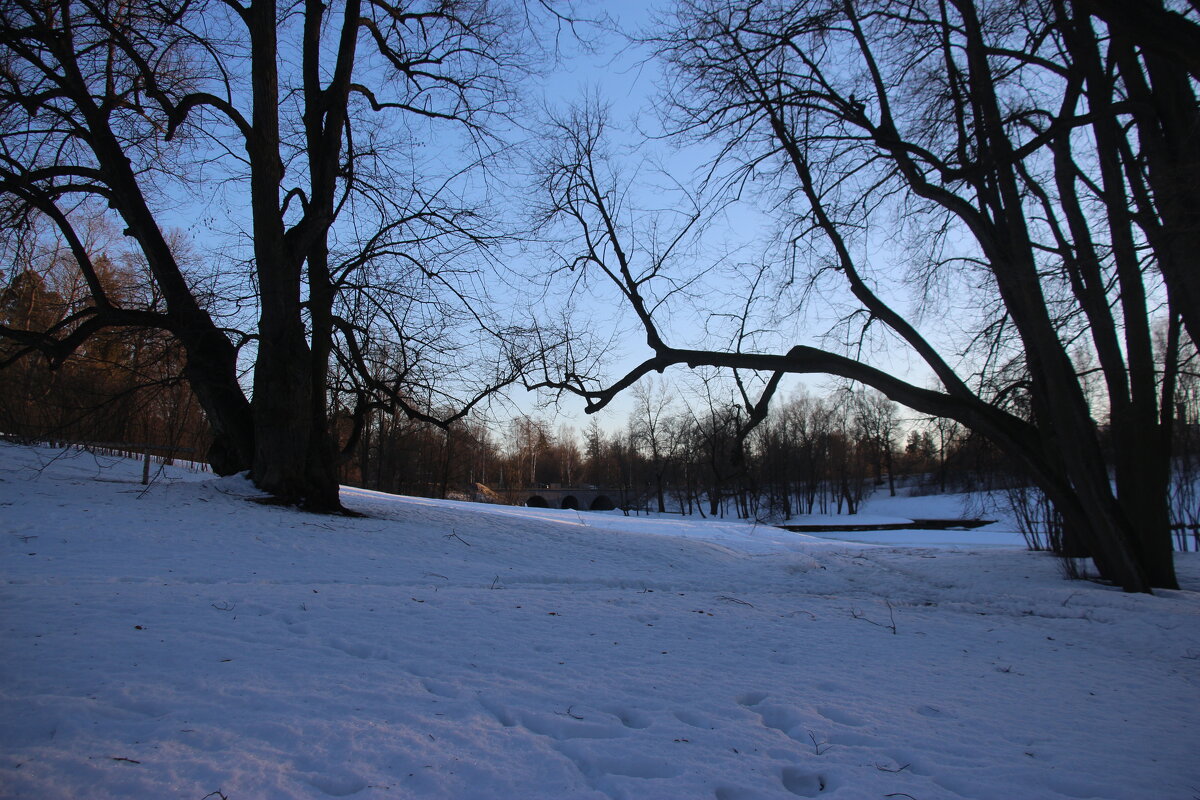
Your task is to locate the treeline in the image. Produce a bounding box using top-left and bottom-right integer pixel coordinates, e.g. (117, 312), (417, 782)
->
(342, 372), (1200, 550)
(6, 256), (1199, 544)
(0, 252), (208, 458)
(339, 379), (998, 519)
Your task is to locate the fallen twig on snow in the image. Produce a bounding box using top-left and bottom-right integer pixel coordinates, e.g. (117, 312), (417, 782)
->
(850, 600), (897, 634)
(554, 705), (585, 720)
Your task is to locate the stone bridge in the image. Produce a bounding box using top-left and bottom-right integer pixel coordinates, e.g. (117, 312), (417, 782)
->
(480, 485), (628, 511)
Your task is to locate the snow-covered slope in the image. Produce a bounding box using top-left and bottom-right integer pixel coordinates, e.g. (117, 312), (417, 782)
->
(1, 443), (1197, 799)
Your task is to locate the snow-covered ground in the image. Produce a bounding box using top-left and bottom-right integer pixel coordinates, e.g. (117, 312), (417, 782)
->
(1, 443), (1197, 800)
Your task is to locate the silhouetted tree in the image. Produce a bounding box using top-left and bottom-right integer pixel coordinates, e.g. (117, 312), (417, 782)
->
(535, 1), (1193, 590)
(0, 0), (563, 510)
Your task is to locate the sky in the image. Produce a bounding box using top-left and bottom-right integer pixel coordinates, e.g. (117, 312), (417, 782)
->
(511, 0), (866, 431)
(138, 0), (933, 438)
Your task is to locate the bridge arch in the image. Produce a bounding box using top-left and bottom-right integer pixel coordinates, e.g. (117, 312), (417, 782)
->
(525, 495), (549, 508)
(589, 495), (615, 511)
(560, 495), (579, 510)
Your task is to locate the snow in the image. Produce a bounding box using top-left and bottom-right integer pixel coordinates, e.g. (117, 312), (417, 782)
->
(2, 443), (1198, 800)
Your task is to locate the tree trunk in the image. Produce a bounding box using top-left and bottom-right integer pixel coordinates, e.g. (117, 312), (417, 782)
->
(244, 0), (339, 511)
(178, 320), (254, 475)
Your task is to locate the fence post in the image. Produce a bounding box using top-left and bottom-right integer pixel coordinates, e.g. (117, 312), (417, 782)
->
(142, 451), (151, 486)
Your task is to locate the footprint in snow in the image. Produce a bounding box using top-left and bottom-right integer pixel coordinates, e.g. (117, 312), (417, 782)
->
(755, 704), (807, 739)
(520, 709), (625, 740)
(815, 704), (866, 727)
(478, 695), (517, 727)
(715, 787), (776, 800)
(674, 709), (714, 729)
(556, 743), (682, 782)
(780, 767), (829, 797)
(735, 691), (769, 708)
(303, 772), (367, 797)
(421, 678), (459, 699)
(603, 706), (653, 729)
(325, 637), (380, 660)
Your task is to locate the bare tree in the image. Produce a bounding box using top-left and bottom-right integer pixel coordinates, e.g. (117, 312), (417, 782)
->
(629, 377), (679, 512)
(0, 0), (563, 510)
(534, 1), (1189, 591)
(850, 388), (900, 497)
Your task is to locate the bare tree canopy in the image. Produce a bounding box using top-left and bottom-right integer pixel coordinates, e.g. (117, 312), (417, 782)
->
(534, 0), (1200, 592)
(0, 0), (572, 510)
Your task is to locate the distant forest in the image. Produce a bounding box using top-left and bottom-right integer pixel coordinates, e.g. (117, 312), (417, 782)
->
(5, 254), (1199, 549)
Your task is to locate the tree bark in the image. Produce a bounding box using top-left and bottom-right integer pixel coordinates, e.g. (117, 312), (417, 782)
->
(245, 0), (325, 507)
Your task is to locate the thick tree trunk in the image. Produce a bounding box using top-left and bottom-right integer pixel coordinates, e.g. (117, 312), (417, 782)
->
(177, 320), (254, 475)
(243, 0), (342, 512)
(1068, 12), (1178, 589)
(1117, 457), (1178, 589)
(957, 1), (1151, 592)
(298, 244), (342, 512)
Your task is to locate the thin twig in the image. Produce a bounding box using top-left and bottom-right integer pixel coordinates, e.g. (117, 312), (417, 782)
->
(555, 705), (584, 720)
(850, 600), (897, 634)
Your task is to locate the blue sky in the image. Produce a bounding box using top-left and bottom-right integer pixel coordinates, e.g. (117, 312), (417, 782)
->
(145, 0), (928, 437)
